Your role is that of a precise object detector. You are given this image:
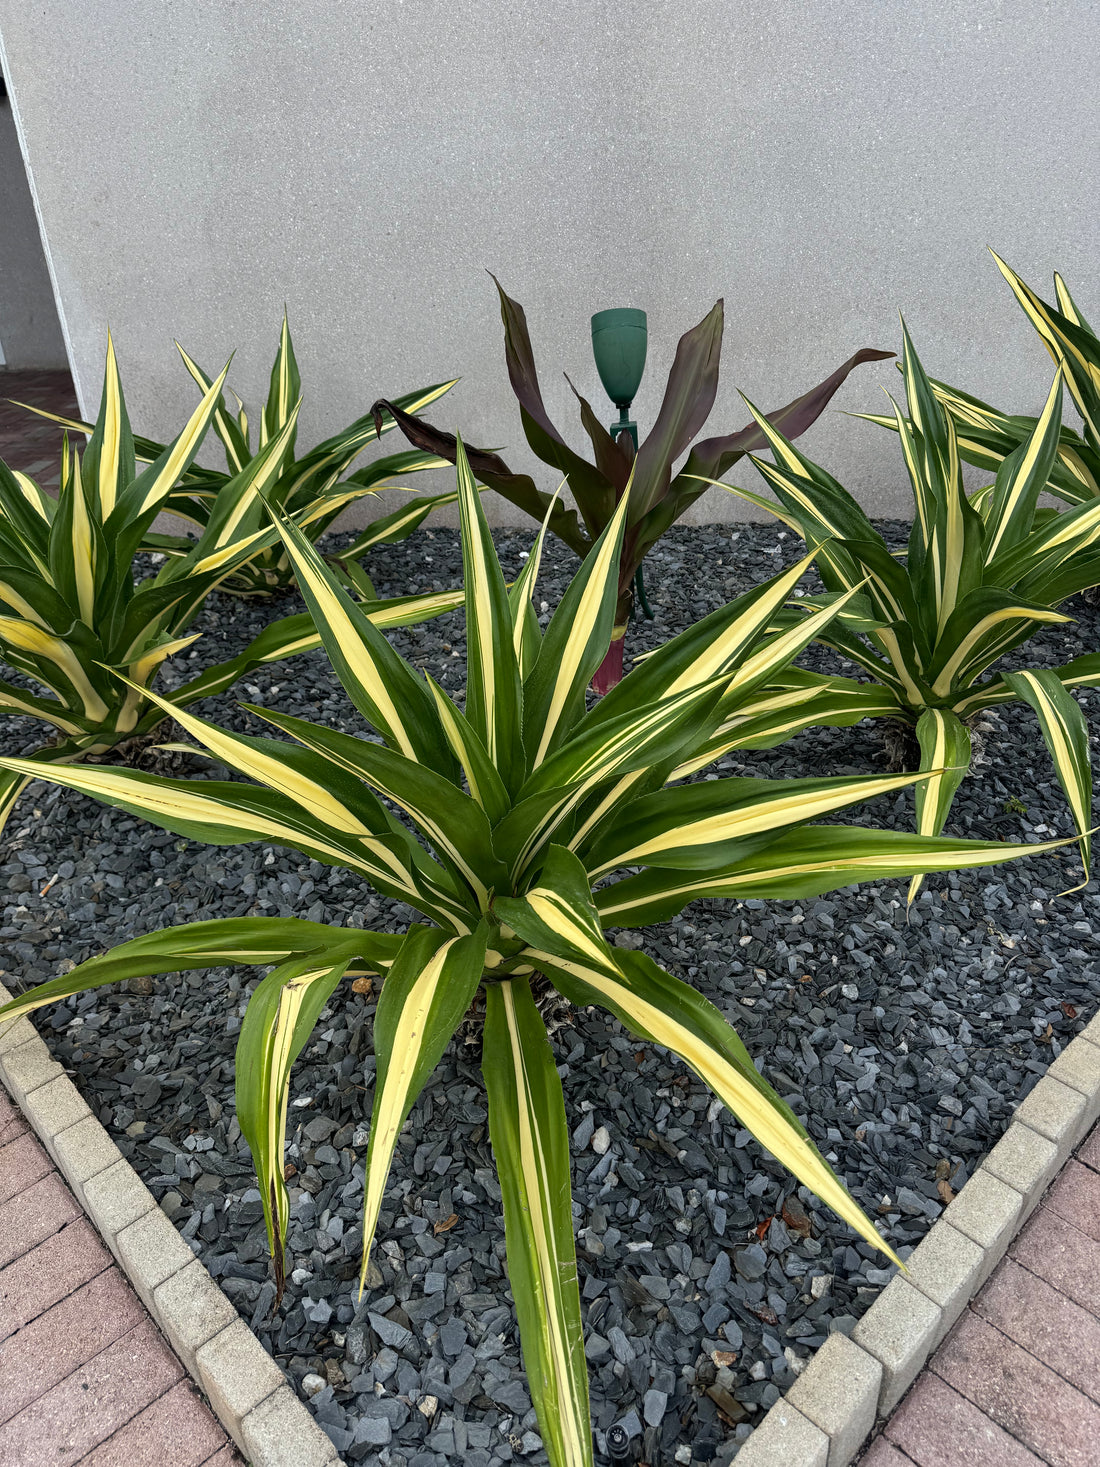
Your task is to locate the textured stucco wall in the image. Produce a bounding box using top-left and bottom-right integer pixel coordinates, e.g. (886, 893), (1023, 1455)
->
(0, 98), (67, 368)
(0, 2), (1097, 525)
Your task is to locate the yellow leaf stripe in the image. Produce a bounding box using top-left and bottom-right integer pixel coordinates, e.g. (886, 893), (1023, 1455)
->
(663, 551), (817, 697)
(176, 343), (248, 474)
(0, 619), (109, 720)
(984, 371), (1064, 565)
(359, 938), (463, 1289)
(528, 950), (900, 1266)
(531, 490), (631, 769)
(0, 754), (425, 897)
(268, 521), (416, 759)
(1012, 671), (1091, 844)
(588, 772), (925, 878)
(128, 684), (377, 835)
(497, 980), (590, 1467)
(595, 835), (1070, 920)
(930, 607), (1069, 697)
(99, 332), (124, 516)
(137, 362), (232, 514)
(261, 963), (341, 1260)
(70, 456), (96, 625)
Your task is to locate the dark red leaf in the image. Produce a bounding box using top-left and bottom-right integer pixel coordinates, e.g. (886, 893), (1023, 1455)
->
(628, 300), (724, 523)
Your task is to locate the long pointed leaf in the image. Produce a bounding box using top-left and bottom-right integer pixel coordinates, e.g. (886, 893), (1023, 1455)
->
(1005, 669), (1093, 886)
(236, 955), (348, 1293)
(482, 976), (592, 1467)
(907, 709), (972, 905)
(359, 925), (487, 1289)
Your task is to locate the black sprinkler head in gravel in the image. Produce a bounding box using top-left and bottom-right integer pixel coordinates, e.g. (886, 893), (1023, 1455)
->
(605, 1421), (635, 1463)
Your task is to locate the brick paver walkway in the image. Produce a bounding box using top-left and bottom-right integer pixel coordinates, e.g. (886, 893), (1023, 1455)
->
(0, 368), (78, 488)
(0, 1088), (243, 1467)
(861, 1121), (1100, 1467)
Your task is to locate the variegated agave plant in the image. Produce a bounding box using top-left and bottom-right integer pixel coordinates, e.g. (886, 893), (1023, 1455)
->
(707, 327), (1098, 902)
(0, 337), (463, 837)
(865, 253), (1100, 507)
(20, 312), (459, 597)
(0, 445), (1072, 1465)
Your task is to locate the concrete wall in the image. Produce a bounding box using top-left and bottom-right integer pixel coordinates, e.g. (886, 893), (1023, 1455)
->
(0, 2), (1097, 524)
(0, 98), (67, 368)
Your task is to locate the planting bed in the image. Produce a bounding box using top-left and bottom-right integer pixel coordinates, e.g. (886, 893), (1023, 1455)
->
(2, 521), (1099, 1467)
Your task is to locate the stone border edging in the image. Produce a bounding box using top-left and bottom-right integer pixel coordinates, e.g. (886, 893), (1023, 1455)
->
(732, 1009), (1100, 1467)
(0, 982), (344, 1467)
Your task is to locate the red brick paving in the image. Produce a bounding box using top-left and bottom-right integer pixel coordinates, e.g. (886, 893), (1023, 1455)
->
(861, 1439), (920, 1467)
(1010, 1206), (1100, 1313)
(0, 368), (78, 489)
(0, 1219), (112, 1336)
(972, 1258), (1100, 1400)
(0, 1173), (82, 1268)
(932, 1311), (1100, 1467)
(0, 1090), (30, 1147)
(861, 1118), (1100, 1466)
(0, 1084), (243, 1465)
(885, 1372), (1044, 1466)
(0, 1132), (54, 1205)
(1044, 1158), (1100, 1241)
(77, 1380), (231, 1467)
(0, 1270), (146, 1425)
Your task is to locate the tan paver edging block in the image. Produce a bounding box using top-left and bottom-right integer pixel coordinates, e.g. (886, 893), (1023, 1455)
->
(0, 982), (343, 1466)
(738, 1019), (1100, 1467)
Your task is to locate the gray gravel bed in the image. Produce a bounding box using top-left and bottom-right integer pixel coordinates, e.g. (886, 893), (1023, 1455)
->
(2, 522), (1098, 1467)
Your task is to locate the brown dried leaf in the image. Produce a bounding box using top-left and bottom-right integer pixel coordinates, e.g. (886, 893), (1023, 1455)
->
(781, 1195), (812, 1240)
(937, 1178), (956, 1205)
(433, 1213), (459, 1235)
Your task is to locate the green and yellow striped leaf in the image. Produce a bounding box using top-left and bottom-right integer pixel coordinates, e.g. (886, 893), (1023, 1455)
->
(482, 975), (592, 1467)
(992, 251), (1100, 444)
(454, 436), (525, 791)
(120, 361), (231, 520)
(1004, 669), (1093, 886)
(595, 825), (1074, 926)
(584, 771), (930, 878)
(507, 486), (562, 680)
(241, 704), (508, 902)
(359, 924), (487, 1290)
(80, 331), (135, 518)
(983, 371), (1065, 564)
(0, 917), (399, 1035)
(236, 955), (349, 1293)
(523, 488), (631, 767)
(0, 754), (466, 922)
(260, 491), (453, 770)
(261, 310), (301, 456)
(424, 675), (512, 826)
(907, 709), (972, 905)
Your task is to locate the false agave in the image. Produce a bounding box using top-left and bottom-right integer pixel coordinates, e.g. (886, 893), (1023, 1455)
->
(0, 446), (1072, 1465)
(709, 326), (1098, 901)
(863, 253), (1100, 507)
(370, 278), (893, 689)
(18, 312), (459, 597)
(0, 337), (463, 836)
